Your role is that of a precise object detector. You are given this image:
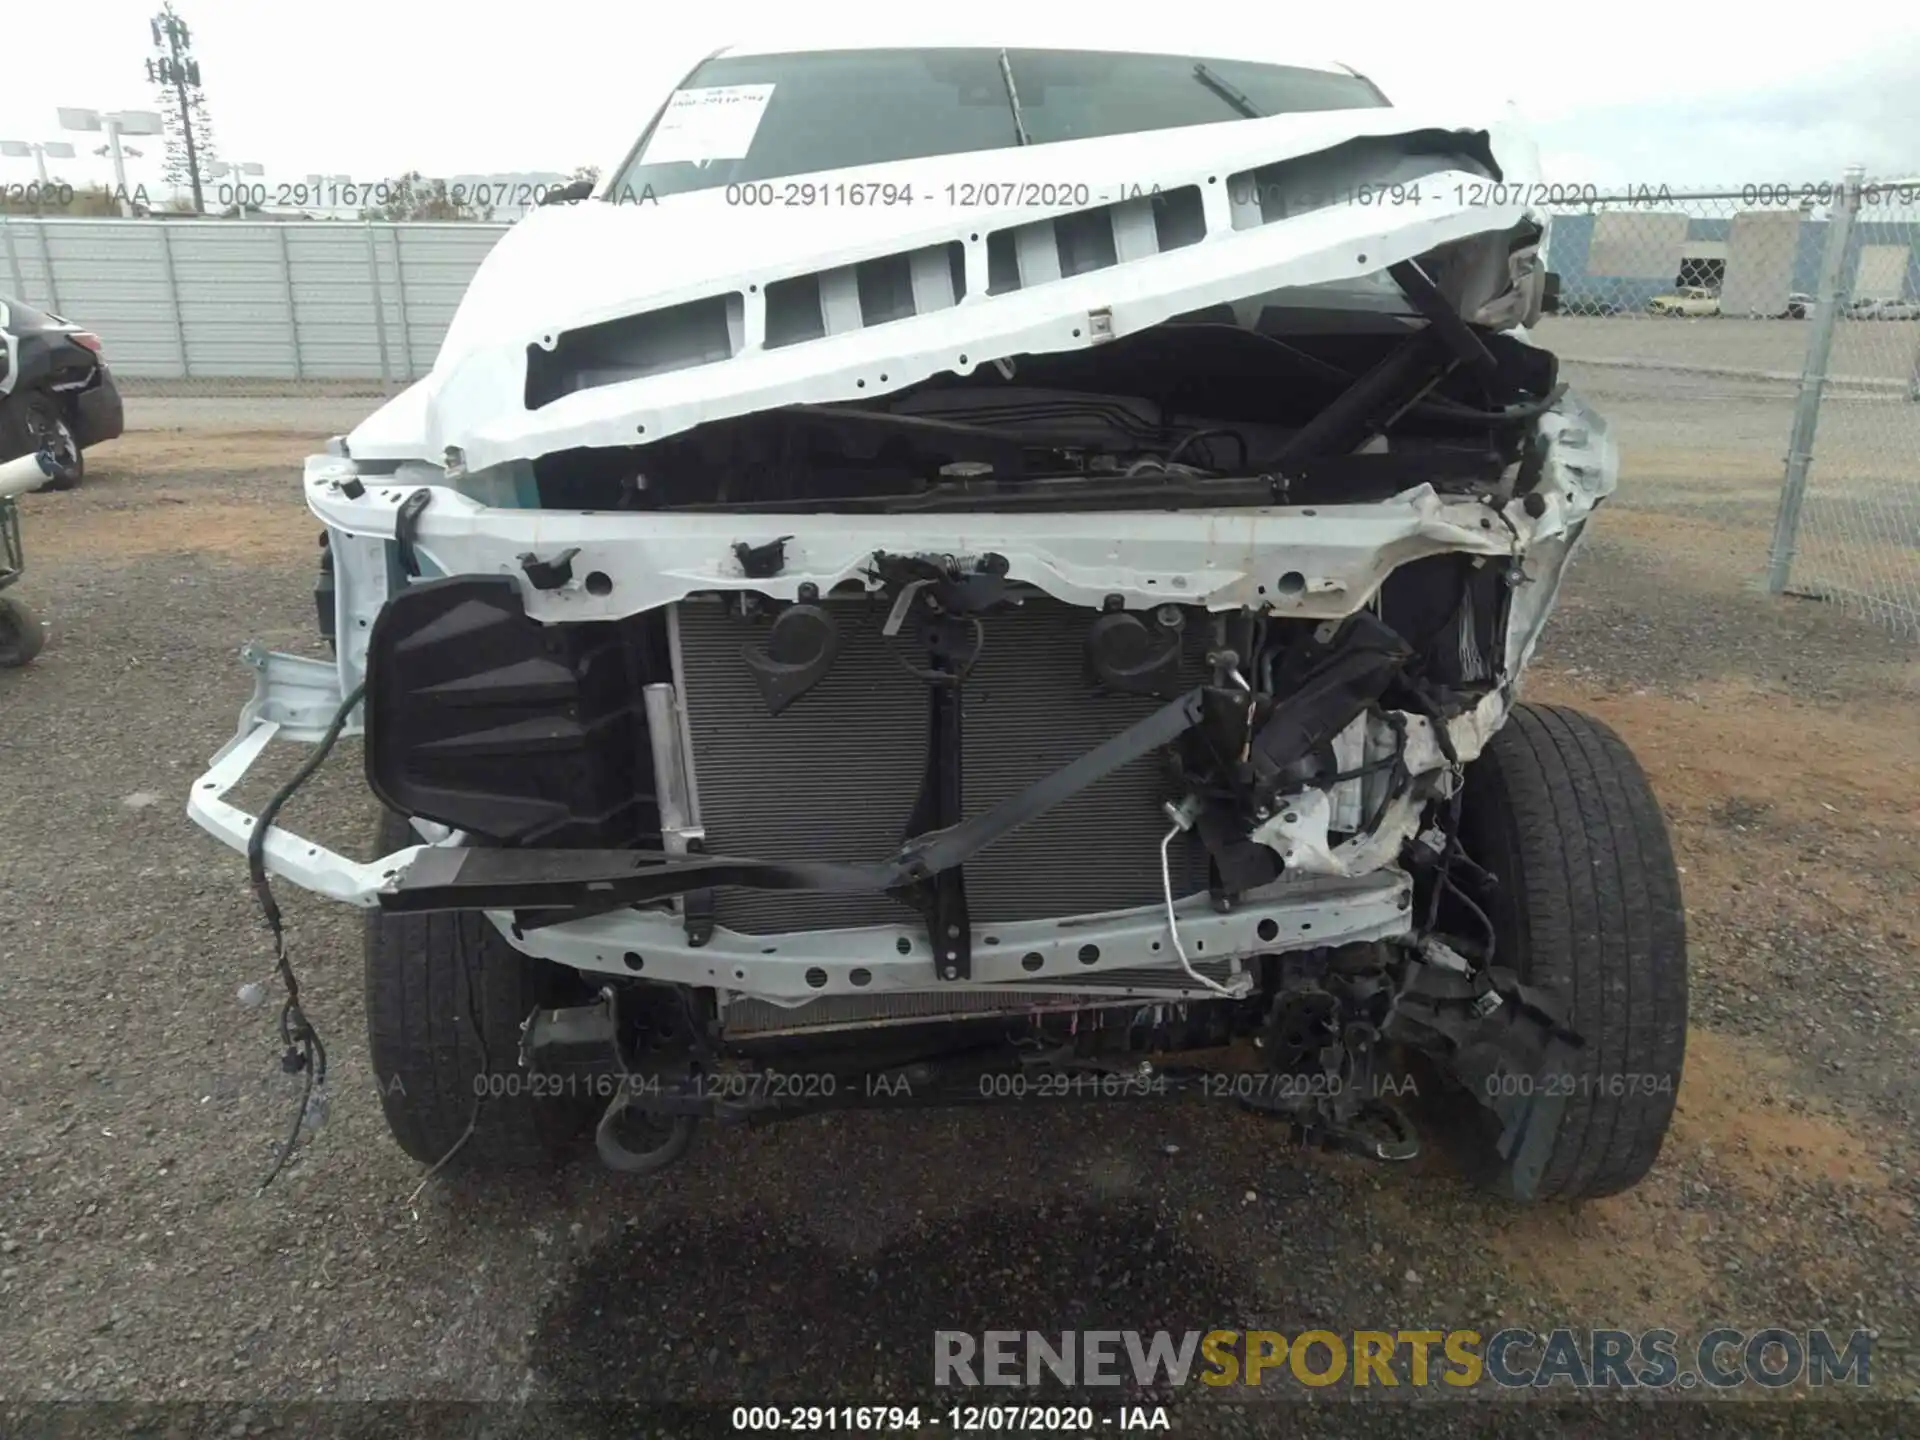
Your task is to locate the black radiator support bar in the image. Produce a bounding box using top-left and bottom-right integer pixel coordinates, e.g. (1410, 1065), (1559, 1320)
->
(892, 620), (975, 979)
(382, 687), (1211, 923)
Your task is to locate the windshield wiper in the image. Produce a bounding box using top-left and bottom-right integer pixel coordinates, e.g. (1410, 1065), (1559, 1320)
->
(997, 49), (1031, 145)
(1193, 62), (1263, 119)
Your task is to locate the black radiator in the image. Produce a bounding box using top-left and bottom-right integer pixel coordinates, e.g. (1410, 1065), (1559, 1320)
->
(672, 593), (1209, 936)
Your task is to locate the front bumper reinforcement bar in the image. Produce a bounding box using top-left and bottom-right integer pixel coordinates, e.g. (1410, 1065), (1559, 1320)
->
(187, 651), (1418, 1003)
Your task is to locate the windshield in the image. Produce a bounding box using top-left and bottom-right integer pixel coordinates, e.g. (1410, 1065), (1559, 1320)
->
(608, 48), (1388, 201)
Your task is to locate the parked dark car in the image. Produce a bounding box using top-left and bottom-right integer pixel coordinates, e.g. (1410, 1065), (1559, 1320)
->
(0, 296), (124, 491)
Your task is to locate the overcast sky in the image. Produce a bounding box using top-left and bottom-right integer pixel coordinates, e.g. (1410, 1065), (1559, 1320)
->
(6, 0), (1920, 195)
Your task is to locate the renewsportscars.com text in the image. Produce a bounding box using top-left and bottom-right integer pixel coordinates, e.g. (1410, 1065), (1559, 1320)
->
(933, 1328), (1873, 1390)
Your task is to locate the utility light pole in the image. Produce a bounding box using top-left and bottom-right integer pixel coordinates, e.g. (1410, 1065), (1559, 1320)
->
(207, 159), (265, 211)
(57, 109), (163, 213)
(0, 140), (77, 214)
(0, 140), (76, 189)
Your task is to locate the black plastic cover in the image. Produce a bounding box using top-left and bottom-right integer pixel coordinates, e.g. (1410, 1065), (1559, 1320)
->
(363, 575), (655, 846)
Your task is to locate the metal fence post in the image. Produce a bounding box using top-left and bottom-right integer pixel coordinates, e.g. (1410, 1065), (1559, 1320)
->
(364, 221), (394, 392)
(385, 225), (416, 380)
(156, 223), (190, 378)
(1765, 166), (1863, 594)
(275, 224), (304, 381)
(0, 219), (25, 303)
(37, 222), (62, 316)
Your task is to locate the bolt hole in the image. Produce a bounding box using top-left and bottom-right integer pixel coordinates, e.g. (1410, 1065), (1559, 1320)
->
(1283, 812), (1298, 824)
(856, 379), (866, 389)
(1257, 918), (1279, 942)
(622, 952), (645, 972)
(1072, 328), (1081, 338)
(1276, 571), (1306, 597)
(1021, 951), (1044, 972)
(636, 424), (646, 435)
(983, 935), (999, 946)
(804, 967), (828, 989)
(1151, 941), (1161, 952)
(958, 354), (968, 365)
(1078, 944), (1100, 965)
(1301, 922), (1314, 932)
(733, 968), (745, 980)
(850, 967), (872, 987)
(749, 283), (758, 293)
(1194, 939), (1205, 952)
(896, 936), (912, 955)
(584, 571), (613, 596)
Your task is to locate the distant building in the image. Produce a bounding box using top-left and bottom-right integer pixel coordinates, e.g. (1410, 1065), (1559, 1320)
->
(1545, 207), (1918, 313)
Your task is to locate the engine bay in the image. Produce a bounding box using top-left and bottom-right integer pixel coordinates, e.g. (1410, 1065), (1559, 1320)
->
(522, 293), (1559, 517)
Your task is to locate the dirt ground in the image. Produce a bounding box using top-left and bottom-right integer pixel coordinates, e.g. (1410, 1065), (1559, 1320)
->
(1, 417), (1917, 1438)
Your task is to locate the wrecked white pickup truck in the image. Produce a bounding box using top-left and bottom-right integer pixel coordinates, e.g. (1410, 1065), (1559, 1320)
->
(188, 40), (1686, 1199)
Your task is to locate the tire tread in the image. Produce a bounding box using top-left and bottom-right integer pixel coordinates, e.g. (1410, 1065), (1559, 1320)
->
(1467, 703), (1687, 1201)
(363, 812), (591, 1168)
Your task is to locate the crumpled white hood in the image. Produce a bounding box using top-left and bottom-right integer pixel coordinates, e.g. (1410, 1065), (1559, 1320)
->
(349, 101), (1543, 472)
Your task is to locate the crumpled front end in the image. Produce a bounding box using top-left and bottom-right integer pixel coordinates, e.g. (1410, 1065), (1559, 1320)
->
(190, 107), (1615, 1026)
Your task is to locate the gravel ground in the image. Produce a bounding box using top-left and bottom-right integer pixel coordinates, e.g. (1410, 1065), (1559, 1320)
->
(1535, 314), (1920, 388)
(1, 422), (1916, 1438)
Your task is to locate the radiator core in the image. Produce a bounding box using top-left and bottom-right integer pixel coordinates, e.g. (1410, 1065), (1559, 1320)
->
(671, 593), (1210, 936)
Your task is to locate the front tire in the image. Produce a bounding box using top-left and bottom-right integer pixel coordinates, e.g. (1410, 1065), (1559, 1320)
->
(1446, 703), (1688, 1201)
(364, 811), (597, 1169)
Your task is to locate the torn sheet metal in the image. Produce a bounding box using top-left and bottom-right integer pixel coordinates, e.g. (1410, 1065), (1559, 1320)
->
(347, 105), (1542, 473)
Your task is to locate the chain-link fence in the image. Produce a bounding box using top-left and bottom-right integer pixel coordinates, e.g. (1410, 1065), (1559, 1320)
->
(1534, 178), (1920, 636)
(1761, 175), (1920, 633)
(3, 186), (1917, 636)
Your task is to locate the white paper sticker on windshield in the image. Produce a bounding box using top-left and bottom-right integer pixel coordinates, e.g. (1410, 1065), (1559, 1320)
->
(639, 84), (776, 165)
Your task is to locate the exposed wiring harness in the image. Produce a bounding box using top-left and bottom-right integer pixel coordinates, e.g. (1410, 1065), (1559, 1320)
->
(248, 679), (365, 1193)
(1419, 791), (1499, 966)
(241, 673), (508, 1203)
